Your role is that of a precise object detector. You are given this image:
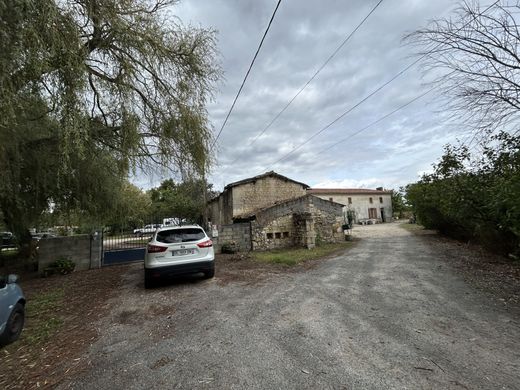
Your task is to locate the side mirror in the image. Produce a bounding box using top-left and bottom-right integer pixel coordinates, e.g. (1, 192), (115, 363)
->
(7, 274), (19, 284)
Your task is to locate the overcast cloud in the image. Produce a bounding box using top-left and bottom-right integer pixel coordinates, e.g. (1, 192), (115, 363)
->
(135, 0), (465, 191)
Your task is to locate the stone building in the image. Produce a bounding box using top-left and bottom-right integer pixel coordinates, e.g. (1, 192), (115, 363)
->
(307, 188), (393, 223)
(207, 172), (344, 252)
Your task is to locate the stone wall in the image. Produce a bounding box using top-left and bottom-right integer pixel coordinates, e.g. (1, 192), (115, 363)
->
(212, 222), (251, 253)
(232, 176), (307, 219)
(312, 206), (344, 244)
(37, 234), (102, 273)
(293, 212), (315, 249)
(252, 195), (343, 251)
(208, 190), (234, 226)
(251, 214), (295, 250)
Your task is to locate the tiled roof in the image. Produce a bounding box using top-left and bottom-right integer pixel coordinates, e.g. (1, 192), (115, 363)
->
(224, 171), (309, 190)
(308, 188), (392, 195)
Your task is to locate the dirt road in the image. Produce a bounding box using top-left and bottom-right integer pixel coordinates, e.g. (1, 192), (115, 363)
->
(63, 223), (520, 389)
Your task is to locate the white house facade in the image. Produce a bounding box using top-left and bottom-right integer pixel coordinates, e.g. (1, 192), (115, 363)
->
(307, 188), (393, 223)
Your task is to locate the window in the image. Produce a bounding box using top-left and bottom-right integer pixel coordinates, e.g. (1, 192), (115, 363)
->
(266, 232), (273, 239)
(283, 232), (289, 238)
(275, 232), (282, 239)
(348, 197), (352, 204)
(329, 197), (333, 202)
(369, 197), (373, 204)
(379, 197), (383, 204)
(156, 228), (205, 243)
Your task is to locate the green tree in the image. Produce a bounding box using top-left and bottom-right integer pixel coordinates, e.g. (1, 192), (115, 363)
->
(391, 188), (410, 219)
(0, 0), (220, 239)
(148, 178), (214, 223)
(405, 133), (520, 256)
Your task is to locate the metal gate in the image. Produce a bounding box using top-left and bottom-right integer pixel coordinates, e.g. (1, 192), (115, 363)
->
(102, 230), (152, 266)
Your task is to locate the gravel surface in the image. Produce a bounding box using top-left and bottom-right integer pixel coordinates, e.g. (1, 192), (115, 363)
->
(62, 223), (520, 390)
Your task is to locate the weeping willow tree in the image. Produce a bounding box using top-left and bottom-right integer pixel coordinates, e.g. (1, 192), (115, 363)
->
(0, 0), (221, 240)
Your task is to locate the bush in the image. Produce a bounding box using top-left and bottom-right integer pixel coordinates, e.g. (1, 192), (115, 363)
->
(46, 257), (75, 276)
(406, 133), (520, 257)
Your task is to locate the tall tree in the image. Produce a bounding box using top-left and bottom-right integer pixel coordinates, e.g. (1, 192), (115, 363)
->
(0, 0), (220, 238)
(148, 178), (215, 223)
(407, 1), (520, 136)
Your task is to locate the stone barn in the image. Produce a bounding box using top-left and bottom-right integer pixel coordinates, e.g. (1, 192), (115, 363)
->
(207, 172), (345, 252)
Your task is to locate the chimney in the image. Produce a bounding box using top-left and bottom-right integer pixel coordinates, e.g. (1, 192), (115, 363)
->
(376, 187), (383, 191)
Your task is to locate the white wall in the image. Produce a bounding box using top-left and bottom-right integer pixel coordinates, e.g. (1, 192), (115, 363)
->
(311, 193), (392, 222)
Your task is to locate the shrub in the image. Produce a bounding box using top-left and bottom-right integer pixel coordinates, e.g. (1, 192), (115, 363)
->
(47, 257), (75, 275)
(406, 133), (520, 257)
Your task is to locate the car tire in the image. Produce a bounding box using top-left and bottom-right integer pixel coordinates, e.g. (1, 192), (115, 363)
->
(204, 267), (215, 279)
(0, 302), (25, 346)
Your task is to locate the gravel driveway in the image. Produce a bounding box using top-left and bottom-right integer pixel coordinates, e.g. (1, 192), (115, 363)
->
(63, 223), (520, 389)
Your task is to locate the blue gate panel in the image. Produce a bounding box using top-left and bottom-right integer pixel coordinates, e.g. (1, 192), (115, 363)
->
(103, 248), (146, 265)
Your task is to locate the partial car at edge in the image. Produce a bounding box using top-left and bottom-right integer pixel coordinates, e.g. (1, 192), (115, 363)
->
(0, 274), (25, 347)
(144, 225), (215, 288)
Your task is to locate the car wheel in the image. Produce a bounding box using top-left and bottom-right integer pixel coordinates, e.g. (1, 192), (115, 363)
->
(204, 267), (215, 279)
(0, 303), (25, 346)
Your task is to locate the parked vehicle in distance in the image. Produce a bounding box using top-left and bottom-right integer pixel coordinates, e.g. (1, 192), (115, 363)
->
(0, 274), (25, 347)
(31, 232), (57, 243)
(162, 218), (180, 227)
(144, 225), (214, 288)
(133, 224), (162, 237)
(0, 232), (16, 250)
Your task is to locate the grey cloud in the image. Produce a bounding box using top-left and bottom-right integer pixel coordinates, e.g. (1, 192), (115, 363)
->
(152, 0), (464, 191)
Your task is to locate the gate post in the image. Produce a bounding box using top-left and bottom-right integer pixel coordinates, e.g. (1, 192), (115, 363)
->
(89, 230), (103, 269)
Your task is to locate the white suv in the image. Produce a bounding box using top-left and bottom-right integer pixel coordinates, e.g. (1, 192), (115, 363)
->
(144, 225), (215, 288)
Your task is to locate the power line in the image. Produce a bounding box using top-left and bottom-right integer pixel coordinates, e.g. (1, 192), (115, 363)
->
(262, 0), (501, 171)
(212, 0), (282, 148)
(228, 0), (385, 165)
(315, 88), (434, 155)
(266, 57), (422, 169)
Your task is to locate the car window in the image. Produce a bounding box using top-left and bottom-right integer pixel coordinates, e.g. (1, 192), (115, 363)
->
(156, 228), (205, 243)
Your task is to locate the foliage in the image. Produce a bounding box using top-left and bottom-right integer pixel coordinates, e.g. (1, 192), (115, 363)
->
(391, 188), (410, 219)
(47, 257), (76, 275)
(252, 242), (352, 266)
(344, 209), (356, 225)
(0, 0), (220, 241)
(148, 178), (216, 223)
(99, 182), (151, 231)
(407, 1), (520, 136)
(405, 133), (520, 256)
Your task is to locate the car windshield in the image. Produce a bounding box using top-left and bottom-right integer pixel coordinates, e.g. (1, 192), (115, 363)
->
(156, 228), (205, 243)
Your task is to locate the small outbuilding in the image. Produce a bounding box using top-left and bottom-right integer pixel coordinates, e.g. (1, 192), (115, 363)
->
(208, 172), (345, 252)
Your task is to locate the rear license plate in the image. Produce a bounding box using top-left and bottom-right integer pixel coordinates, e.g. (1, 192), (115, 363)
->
(173, 249), (195, 256)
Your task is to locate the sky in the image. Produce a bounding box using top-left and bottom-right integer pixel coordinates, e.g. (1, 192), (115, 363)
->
(135, 0), (467, 191)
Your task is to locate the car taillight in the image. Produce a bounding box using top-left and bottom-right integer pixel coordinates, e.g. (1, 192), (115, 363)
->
(197, 239), (213, 248)
(147, 244), (167, 253)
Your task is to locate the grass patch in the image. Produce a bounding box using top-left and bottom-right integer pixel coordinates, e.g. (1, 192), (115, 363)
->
(399, 223), (426, 232)
(252, 242), (352, 266)
(24, 288), (65, 344)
